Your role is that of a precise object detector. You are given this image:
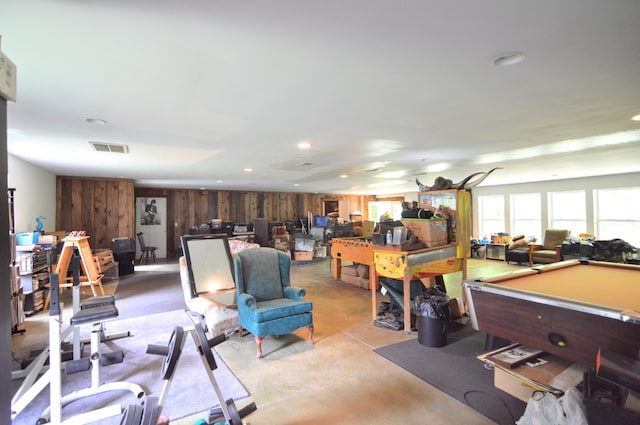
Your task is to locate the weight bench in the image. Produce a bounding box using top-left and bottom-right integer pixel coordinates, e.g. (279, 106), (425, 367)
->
(38, 274), (145, 424)
(79, 295), (130, 342)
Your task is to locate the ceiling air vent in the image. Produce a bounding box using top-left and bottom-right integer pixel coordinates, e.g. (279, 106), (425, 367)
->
(89, 141), (129, 154)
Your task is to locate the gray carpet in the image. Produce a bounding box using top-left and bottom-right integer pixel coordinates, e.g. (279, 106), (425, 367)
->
(374, 321), (526, 425)
(13, 309), (249, 425)
(112, 271), (187, 319)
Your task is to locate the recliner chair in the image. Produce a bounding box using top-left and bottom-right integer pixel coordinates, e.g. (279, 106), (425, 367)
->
(528, 229), (570, 266)
(234, 248), (314, 358)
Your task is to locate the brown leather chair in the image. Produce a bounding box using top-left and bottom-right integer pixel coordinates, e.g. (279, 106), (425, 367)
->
(528, 229), (570, 266)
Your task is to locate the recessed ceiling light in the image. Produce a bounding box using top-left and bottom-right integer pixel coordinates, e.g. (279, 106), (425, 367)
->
(492, 52), (526, 67)
(632, 114), (640, 121)
(85, 118), (107, 125)
(340, 174), (348, 178)
(297, 141), (312, 149)
(244, 168), (253, 172)
(293, 183), (300, 187)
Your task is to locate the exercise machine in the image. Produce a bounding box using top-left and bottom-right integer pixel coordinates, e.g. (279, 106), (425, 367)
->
(121, 310), (257, 425)
(38, 260), (145, 424)
(12, 254), (144, 424)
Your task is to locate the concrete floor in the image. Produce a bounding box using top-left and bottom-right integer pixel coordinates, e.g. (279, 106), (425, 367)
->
(12, 257), (521, 425)
(181, 257), (521, 425)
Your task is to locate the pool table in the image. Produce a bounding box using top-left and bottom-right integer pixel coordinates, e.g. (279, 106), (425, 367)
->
(463, 259), (640, 368)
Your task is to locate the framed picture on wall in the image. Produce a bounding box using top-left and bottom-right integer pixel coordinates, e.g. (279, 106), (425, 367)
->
(138, 197), (163, 225)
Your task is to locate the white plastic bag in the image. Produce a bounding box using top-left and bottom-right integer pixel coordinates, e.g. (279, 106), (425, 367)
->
(516, 387), (588, 425)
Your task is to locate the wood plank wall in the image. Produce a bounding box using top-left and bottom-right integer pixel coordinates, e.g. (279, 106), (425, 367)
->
(56, 176), (374, 257)
(55, 177), (136, 250)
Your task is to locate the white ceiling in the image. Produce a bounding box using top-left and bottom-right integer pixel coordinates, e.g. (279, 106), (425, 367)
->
(2, 0), (640, 195)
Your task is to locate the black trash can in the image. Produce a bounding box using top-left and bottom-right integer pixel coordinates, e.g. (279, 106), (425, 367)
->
(412, 288), (450, 348)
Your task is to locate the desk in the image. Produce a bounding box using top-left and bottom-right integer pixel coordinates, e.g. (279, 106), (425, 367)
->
(372, 243), (465, 332)
(463, 260), (640, 368)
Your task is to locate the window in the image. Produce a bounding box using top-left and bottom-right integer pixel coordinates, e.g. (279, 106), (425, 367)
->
(548, 191), (586, 236)
(368, 201), (403, 222)
(477, 195), (504, 239)
(510, 193), (541, 238)
(594, 187), (640, 246)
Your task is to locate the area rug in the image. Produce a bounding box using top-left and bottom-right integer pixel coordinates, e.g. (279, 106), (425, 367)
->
(374, 323), (526, 425)
(110, 271), (187, 319)
(12, 309), (249, 425)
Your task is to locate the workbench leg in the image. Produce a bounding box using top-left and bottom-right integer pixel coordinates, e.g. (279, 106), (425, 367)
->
(371, 267), (379, 321)
(403, 270), (411, 333)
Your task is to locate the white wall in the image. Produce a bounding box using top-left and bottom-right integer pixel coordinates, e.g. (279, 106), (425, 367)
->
(8, 154), (56, 234)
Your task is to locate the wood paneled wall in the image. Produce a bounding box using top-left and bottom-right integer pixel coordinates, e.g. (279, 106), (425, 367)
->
(56, 175), (374, 257)
(55, 177), (135, 250)
(136, 188), (374, 257)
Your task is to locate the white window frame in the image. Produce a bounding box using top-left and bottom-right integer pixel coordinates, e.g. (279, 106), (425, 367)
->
(477, 195), (505, 240)
(548, 190), (587, 237)
(510, 193), (541, 238)
(594, 187), (640, 246)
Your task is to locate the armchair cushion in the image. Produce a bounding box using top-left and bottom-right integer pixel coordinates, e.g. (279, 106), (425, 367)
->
(239, 296), (312, 323)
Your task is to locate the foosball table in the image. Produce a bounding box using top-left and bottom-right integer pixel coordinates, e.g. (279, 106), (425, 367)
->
(330, 237), (375, 289)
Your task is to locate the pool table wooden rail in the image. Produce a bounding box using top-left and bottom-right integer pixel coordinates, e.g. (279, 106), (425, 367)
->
(463, 260), (640, 369)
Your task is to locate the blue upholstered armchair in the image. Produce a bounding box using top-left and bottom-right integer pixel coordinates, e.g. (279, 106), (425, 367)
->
(234, 248), (314, 358)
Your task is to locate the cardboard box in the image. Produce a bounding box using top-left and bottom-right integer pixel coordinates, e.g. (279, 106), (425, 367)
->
(494, 367), (538, 402)
(401, 219), (447, 247)
(448, 297), (465, 319)
(481, 346), (586, 403)
(38, 234), (57, 245)
(339, 273), (369, 289)
(293, 251), (314, 261)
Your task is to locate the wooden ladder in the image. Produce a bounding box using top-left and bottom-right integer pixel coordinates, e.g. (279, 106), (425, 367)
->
(45, 236), (105, 309)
